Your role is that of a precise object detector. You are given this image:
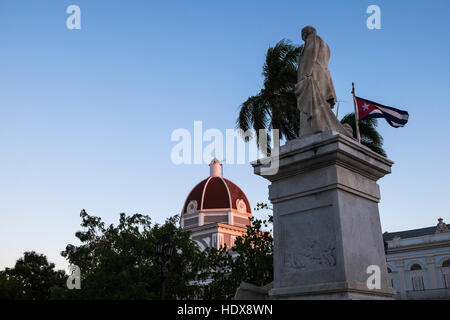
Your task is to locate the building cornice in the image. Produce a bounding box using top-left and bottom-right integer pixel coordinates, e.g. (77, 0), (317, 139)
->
(387, 240), (450, 255)
(187, 222), (247, 234)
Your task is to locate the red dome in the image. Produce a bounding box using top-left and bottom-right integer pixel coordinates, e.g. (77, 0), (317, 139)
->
(182, 176), (252, 215)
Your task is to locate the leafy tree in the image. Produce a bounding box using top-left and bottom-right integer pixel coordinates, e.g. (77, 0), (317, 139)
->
(3, 251), (65, 300)
(0, 272), (27, 300)
(201, 246), (236, 300)
(232, 217), (273, 286)
(53, 210), (206, 300)
(237, 39), (386, 156)
(152, 215), (208, 299)
(202, 213), (273, 300)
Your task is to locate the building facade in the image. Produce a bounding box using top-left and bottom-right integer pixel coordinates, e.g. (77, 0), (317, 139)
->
(383, 218), (450, 299)
(180, 158), (252, 250)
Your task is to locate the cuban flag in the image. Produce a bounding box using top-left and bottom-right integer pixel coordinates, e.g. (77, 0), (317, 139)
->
(355, 96), (409, 128)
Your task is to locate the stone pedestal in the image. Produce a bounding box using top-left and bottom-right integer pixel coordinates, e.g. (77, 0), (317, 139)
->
(252, 131), (395, 299)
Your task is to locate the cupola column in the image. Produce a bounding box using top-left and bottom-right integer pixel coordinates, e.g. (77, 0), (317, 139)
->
(209, 158), (222, 177)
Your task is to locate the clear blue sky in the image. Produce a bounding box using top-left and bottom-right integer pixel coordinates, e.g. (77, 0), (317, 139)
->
(1, 0), (449, 270)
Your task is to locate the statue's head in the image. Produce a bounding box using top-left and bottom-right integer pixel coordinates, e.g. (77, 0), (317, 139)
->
(301, 26), (317, 41)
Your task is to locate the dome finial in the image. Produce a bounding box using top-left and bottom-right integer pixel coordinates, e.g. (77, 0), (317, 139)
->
(209, 157), (222, 177)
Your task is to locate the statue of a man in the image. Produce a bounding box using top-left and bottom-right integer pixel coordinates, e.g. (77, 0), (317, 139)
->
(295, 26), (352, 138)
(298, 26), (337, 108)
(436, 218), (449, 233)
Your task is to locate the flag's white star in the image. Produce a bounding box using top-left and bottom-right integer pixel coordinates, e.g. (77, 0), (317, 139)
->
(362, 103), (370, 111)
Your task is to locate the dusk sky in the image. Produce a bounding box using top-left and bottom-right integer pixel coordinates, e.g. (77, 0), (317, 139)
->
(1, 0), (449, 270)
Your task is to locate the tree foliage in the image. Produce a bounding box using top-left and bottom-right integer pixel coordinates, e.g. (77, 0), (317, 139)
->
(202, 212), (273, 299)
(52, 210), (207, 300)
(0, 272), (27, 300)
(237, 39), (301, 153)
(2, 251), (65, 300)
(2, 209), (275, 300)
(340, 112), (386, 156)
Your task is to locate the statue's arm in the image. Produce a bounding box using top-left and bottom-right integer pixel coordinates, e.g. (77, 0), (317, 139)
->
(300, 37), (318, 78)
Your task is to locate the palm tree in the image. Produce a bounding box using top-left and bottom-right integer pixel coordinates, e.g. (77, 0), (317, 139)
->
(340, 113), (386, 156)
(237, 40), (301, 154)
(237, 39), (386, 156)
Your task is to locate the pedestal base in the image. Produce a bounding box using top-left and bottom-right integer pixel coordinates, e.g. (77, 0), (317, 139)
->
(253, 131), (395, 300)
(269, 282), (395, 300)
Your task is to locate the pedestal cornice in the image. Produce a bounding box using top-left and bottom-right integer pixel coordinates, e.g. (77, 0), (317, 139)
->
(252, 131), (393, 183)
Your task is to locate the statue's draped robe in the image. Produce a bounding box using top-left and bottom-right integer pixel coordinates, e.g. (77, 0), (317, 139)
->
(296, 34), (352, 138)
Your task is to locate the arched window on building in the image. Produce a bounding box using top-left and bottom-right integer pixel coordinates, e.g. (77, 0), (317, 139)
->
(409, 263), (425, 291)
(441, 259), (450, 289)
(410, 264), (422, 270)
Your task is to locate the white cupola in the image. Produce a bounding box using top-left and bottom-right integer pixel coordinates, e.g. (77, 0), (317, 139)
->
(209, 157), (222, 177)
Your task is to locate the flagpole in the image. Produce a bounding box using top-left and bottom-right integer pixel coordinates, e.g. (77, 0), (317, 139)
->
(352, 82), (361, 143)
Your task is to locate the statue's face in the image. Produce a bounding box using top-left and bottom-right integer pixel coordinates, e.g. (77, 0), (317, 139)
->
(301, 30), (308, 41)
(301, 27), (316, 41)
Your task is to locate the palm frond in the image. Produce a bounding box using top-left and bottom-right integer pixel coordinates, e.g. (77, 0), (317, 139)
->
(340, 113), (386, 156)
